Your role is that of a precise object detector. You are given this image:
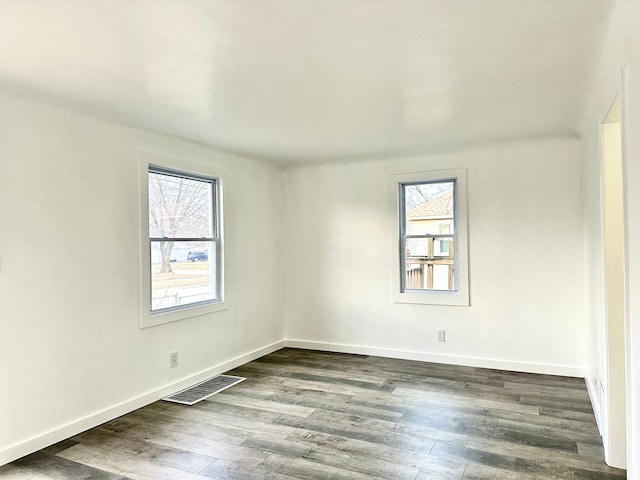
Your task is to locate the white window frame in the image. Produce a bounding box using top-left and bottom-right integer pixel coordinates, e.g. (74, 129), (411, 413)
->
(139, 151), (226, 328)
(390, 168), (469, 306)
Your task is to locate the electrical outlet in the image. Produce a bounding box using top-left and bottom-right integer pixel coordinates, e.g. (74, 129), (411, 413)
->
(437, 330), (446, 342)
(169, 351), (179, 368)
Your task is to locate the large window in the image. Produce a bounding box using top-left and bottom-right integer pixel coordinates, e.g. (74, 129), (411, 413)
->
(148, 166), (221, 312)
(140, 153), (225, 327)
(390, 168), (469, 306)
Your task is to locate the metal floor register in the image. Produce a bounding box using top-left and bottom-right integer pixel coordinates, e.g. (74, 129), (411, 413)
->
(162, 374), (246, 406)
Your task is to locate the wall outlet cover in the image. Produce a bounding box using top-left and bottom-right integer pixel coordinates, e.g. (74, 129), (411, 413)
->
(169, 351), (179, 368)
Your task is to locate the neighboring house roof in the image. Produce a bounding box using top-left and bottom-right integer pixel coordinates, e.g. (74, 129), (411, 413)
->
(408, 187), (453, 218)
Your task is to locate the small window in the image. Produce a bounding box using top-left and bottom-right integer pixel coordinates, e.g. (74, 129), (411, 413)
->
(390, 168), (469, 306)
(401, 180), (456, 291)
(148, 166), (221, 313)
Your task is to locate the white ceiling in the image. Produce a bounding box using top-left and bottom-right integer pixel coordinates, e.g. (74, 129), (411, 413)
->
(0, 0), (613, 165)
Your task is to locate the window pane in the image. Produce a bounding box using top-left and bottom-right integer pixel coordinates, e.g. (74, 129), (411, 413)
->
(435, 237), (454, 256)
(432, 264), (451, 290)
(403, 260), (456, 291)
(404, 237), (455, 291)
(151, 240), (217, 311)
(404, 182), (455, 234)
(402, 180), (456, 292)
(149, 171), (213, 238)
(406, 237), (431, 257)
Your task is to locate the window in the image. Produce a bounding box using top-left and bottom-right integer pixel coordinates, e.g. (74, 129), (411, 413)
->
(390, 168), (469, 306)
(140, 152), (225, 327)
(402, 180), (455, 291)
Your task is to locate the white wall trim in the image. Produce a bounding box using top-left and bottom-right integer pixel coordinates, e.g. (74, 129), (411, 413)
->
(285, 339), (586, 378)
(0, 340), (286, 467)
(586, 370), (604, 435)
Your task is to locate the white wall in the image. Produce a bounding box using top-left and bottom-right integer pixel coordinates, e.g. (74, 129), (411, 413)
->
(284, 137), (586, 375)
(0, 93), (284, 464)
(579, 0), (640, 472)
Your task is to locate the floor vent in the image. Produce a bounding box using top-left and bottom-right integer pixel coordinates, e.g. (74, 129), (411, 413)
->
(162, 375), (245, 406)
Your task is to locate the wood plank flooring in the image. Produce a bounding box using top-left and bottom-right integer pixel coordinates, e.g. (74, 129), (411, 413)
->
(1, 348), (627, 479)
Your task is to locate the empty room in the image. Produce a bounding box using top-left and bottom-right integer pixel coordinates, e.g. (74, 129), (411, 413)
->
(1, 1), (639, 479)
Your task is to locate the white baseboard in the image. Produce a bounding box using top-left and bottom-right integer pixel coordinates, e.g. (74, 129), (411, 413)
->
(285, 339), (586, 378)
(585, 371), (604, 435)
(0, 340), (285, 467)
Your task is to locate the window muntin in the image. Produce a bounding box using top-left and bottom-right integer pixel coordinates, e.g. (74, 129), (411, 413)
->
(400, 180), (457, 292)
(148, 166), (220, 313)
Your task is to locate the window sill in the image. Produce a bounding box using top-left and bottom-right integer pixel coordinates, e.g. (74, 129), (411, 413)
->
(140, 300), (228, 328)
(393, 290), (469, 306)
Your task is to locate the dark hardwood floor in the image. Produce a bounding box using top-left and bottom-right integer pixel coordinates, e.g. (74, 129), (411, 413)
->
(1, 348), (627, 479)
